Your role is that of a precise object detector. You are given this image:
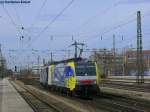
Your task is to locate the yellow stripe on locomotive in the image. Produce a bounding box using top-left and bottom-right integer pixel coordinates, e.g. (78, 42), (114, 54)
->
(42, 59), (101, 94)
(66, 62), (76, 91)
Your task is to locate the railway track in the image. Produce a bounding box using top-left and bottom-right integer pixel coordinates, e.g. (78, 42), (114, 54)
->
(11, 81), (62, 112)
(93, 93), (150, 112)
(102, 81), (150, 92)
(12, 78), (150, 112)
(11, 81), (81, 112)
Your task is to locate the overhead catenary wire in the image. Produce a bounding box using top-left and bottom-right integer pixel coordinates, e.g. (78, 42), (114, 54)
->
(98, 33), (150, 51)
(4, 0), (75, 60)
(1, 4), (31, 40)
(5, 0), (49, 48)
(4, 1), (150, 67)
(13, 6), (23, 28)
(27, 0), (75, 48)
(2, 4), (19, 29)
(12, 6), (32, 40)
(28, 0), (48, 31)
(17, 0), (48, 47)
(73, 0), (121, 37)
(116, 32), (150, 47)
(82, 11), (150, 43)
(76, 10), (150, 53)
(1, 4), (29, 49)
(76, 10), (150, 42)
(23, 2), (150, 53)
(84, 18), (136, 42)
(73, 5), (137, 39)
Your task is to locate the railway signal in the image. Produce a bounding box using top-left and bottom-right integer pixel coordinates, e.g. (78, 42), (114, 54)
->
(15, 66), (17, 72)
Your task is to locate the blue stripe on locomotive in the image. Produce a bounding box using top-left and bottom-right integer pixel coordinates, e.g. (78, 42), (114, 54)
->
(64, 66), (74, 77)
(53, 66), (75, 86)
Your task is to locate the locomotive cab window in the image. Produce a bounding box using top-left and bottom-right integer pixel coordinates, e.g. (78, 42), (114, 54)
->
(75, 62), (96, 76)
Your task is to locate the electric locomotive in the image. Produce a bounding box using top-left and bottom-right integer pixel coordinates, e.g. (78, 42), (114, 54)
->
(40, 58), (100, 96)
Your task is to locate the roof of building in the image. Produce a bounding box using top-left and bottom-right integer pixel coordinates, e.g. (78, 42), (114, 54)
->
(126, 50), (150, 56)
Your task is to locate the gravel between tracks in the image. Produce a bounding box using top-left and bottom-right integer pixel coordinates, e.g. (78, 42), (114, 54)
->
(12, 78), (150, 112)
(13, 80), (106, 112)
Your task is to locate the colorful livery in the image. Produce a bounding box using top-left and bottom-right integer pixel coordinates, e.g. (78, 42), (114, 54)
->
(40, 58), (100, 96)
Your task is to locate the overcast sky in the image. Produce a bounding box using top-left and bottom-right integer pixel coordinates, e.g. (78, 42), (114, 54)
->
(0, 0), (150, 69)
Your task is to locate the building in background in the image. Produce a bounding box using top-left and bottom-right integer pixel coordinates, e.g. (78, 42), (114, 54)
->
(31, 64), (44, 77)
(125, 50), (150, 76)
(90, 48), (124, 77)
(90, 48), (150, 77)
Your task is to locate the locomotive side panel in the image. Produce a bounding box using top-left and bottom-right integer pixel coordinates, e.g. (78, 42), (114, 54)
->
(49, 62), (77, 91)
(51, 63), (66, 87)
(40, 67), (48, 86)
(48, 65), (54, 85)
(65, 62), (76, 91)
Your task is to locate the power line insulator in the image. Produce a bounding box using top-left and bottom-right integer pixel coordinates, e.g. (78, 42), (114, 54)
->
(21, 27), (24, 30)
(28, 37), (31, 41)
(122, 36), (124, 40)
(72, 35), (74, 41)
(50, 35), (53, 40)
(101, 36), (103, 40)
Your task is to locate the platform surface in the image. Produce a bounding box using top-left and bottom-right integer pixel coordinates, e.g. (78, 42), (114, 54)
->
(0, 78), (33, 112)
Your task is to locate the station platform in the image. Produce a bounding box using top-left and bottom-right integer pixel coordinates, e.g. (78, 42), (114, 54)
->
(0, 78), (33, 112)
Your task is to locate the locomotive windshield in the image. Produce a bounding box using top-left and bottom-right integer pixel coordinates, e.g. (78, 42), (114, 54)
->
(75, 62), (96, 76)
